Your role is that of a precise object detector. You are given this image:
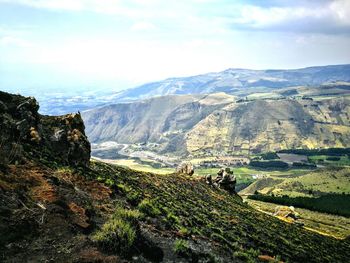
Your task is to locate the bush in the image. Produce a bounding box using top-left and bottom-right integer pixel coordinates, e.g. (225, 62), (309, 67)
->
(250, 160), (288, 170)
(278, 148), (350, 156)
(173, 239), (191, 257)
(260, 152), (279, 160)
(292, 162), (316, 169)
(138, 199), (161, 217)
(233, 249), (258, 263)
(113, 207), (142, 224)
(92, 218), (136, 253)
(92, 208), (141, 253)
(126, 191), (142, 206)
(326, 156), (341, 161)
(178, 226), (190, 236)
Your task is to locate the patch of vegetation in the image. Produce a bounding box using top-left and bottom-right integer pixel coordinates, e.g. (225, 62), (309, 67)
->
(279, 147), (350, 156)
(248, 193), (350, 217)
(292, 162), (316, 169)
(250, 160), (289, 170)
(173, 239), (191, 257)
(308, 154), (350, 166)
(260, 152), (280, 160)
(92, 208), (140, 254)
(137, 199), (162, 217)
(233, 248), (260, 263)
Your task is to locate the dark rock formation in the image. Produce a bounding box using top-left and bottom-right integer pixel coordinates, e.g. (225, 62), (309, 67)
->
(206, 167), (236, 194)
(176, 162), (194, 176)
(0, 91), (90, 167)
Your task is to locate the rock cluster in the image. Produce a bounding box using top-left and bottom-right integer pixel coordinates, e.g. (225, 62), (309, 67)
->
(176, 162), (194, 176)
(0, 91), (90, 167)
(206, 167), (236, 194)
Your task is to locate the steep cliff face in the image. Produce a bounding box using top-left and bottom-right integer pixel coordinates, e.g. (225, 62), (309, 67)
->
(0, 91), (90, 168)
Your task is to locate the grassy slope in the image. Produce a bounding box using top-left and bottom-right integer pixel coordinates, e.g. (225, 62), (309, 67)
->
(2, 159), (349, 262)
(87, 161), (349, 263)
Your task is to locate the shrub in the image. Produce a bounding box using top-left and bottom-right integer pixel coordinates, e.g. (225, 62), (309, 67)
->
(126, 191), (142, 206)
(104, 178), (114, 186)
(113, 207), (142, 225)
(92, 208), (141, 253)
(138, 199), (161, 217)
(165, 212), (180, 228)
(292, 162), (316, 169)
(92, 218), (136, 253)
(233, 248), (259, 263)
(178, 226), (190, 236)
(173, 239), (191, 257)
(250, 160), (288, 169)
(261, 152), (279, 160)
(326, 156), (341, 161)
(278, 148), (350, 156)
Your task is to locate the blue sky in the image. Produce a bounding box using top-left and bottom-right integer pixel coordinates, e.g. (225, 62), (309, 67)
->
(1, 0), (350, 93)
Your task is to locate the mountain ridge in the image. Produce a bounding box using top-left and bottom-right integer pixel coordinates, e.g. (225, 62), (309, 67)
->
(83, 93), (350, 158)
(111, 64), (350, 102)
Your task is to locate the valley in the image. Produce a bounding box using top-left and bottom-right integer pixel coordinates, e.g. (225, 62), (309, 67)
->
(2, 65), (350, 262)
(83, 78), (350, 161)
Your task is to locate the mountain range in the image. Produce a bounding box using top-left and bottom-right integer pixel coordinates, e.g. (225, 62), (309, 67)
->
(19, 64), (350, 116)
(83, 91), (350, 158)
(111, 64), (350, 102)
(81, 64), (350, 159)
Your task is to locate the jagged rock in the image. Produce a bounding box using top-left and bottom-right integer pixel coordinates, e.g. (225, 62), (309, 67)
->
(176, 162), (194, 176)
(0, 91), (91, 167)
(208, 167), (237, 194)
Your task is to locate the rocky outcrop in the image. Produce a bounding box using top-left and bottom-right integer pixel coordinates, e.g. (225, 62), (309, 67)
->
(0, 91), (90, 167)
(206, 167), (237, 194)
(176, 162), (194, 176)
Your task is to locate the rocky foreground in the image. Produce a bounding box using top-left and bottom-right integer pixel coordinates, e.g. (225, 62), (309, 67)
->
(0, 91), (349, 262)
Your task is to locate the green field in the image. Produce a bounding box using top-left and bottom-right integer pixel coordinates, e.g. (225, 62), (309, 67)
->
(308, 155), (350, 166)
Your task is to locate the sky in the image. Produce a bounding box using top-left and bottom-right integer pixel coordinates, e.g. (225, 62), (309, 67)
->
(1, 0), (350, 93)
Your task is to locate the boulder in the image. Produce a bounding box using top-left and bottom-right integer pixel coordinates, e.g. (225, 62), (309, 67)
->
(211, 167), (237, 194)
(176, 162), (194, 176)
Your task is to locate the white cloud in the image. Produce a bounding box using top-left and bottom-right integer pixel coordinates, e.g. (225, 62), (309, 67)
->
(232, 0), (350, 34)
(329, 0), (350, 25)
(0, 36), (33, 47)
(1, 0), (84, 11)
(0, 0), (138, 16)
(131, 21), (156, 31)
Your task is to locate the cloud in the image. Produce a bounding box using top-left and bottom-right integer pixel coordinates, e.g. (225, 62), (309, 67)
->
(0, 0), (138, 16)
(131, 21), (156, 31)
(0, 0), (84, 11)
(0, 35), (33, 47)
(231, 0), (350, 34)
